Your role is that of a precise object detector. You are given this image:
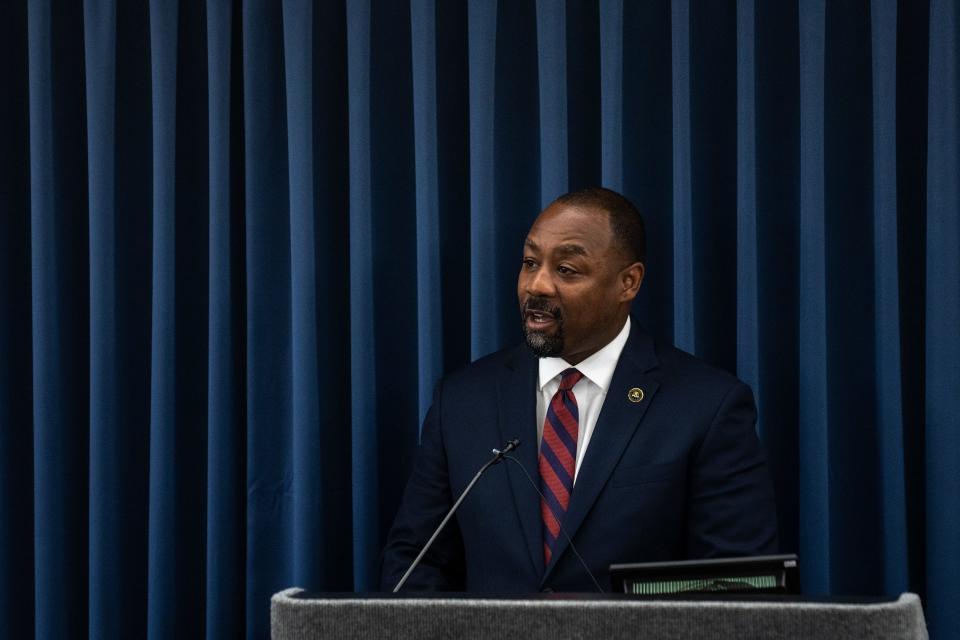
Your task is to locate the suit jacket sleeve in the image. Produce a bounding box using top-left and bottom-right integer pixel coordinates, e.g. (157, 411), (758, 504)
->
(685, 380), (779, 557)
(380, 380), (466, 591)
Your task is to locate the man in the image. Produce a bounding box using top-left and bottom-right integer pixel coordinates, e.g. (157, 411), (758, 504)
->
(381, 187), (777, 592)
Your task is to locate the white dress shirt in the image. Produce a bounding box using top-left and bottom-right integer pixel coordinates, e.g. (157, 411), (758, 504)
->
(536, 316), (631, 483)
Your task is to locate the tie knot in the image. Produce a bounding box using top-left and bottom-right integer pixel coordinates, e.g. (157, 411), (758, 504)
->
(558, 368), (583, 391)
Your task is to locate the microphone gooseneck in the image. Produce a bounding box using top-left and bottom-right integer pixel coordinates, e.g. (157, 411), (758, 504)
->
(503, 454), (605, 594)
(392, 439), (521, 593)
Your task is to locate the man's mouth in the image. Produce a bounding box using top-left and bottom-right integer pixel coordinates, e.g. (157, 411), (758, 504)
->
(521, 298), (565, 357)
(524, 308), (558, 330)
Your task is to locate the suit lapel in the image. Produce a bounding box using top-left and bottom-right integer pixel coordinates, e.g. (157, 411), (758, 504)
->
(542, 325), (661, 583)
(496, 346), (544, 577)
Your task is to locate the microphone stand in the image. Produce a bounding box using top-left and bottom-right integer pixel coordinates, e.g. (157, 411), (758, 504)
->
(392, 439), (520, 593)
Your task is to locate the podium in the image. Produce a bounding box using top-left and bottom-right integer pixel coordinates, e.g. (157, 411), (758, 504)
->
(271, 589), (927, 640)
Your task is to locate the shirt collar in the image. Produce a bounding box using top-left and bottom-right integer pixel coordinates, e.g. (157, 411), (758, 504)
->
(537, 316), (632, 391)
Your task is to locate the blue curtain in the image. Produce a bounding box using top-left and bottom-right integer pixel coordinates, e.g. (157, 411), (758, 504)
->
(1, 0), (958, 638)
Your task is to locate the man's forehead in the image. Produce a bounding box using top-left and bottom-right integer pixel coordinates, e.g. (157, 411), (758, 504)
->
(526, 205), (613, 253)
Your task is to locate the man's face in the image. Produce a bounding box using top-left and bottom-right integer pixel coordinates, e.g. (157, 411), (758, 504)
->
(517, 203), (642, 364)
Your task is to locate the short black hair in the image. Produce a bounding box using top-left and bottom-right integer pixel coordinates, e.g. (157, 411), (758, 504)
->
(554, 186), (646, 264)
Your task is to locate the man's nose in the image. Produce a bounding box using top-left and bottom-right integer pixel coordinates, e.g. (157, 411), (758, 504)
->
(525, 266), (555, 297)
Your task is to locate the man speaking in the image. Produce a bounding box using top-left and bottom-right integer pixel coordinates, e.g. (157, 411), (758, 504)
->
(381, 187), (778, 592)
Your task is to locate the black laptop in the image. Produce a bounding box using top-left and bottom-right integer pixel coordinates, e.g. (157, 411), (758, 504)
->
(609, 554), (800, 595)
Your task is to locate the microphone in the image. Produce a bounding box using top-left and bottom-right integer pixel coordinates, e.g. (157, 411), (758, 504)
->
(392, 438), (521, 593)
(491, 438), (520, 460)
(501, 454), (605, 593)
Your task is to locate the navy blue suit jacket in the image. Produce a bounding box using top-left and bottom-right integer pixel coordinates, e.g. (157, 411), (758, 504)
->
(381, 322), (778, 592)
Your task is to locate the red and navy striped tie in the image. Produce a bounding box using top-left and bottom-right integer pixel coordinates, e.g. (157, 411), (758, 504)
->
(539, 367), (584, 566)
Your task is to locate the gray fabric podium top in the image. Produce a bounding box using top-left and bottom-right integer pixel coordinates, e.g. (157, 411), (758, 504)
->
(271, 588), (927, 640)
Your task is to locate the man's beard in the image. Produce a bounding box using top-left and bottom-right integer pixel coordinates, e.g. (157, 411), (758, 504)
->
(521, 297), (564, 358)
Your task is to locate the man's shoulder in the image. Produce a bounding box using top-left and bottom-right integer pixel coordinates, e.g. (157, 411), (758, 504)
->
(649, 338), (746, 397)
(441, 343), (527, 387)
(425, 344), (531, 416)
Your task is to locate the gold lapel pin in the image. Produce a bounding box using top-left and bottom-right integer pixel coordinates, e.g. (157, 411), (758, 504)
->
(627, 387), (644, 403)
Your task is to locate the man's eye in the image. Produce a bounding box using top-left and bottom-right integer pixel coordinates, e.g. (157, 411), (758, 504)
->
(557, 265), (577, 275)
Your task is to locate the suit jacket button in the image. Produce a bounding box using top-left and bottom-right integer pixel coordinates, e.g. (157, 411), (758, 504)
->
(541, 587), (553, 593)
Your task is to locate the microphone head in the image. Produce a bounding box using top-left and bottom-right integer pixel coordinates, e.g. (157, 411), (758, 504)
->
(503, 438), (520, 454)
(492, 439), (521, 458)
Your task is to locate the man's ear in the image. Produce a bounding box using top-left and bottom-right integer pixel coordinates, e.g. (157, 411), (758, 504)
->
(619, 262), (645, 302)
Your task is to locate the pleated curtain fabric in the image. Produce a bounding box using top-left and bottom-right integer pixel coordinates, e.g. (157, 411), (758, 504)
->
(0, 1), (957, 639)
